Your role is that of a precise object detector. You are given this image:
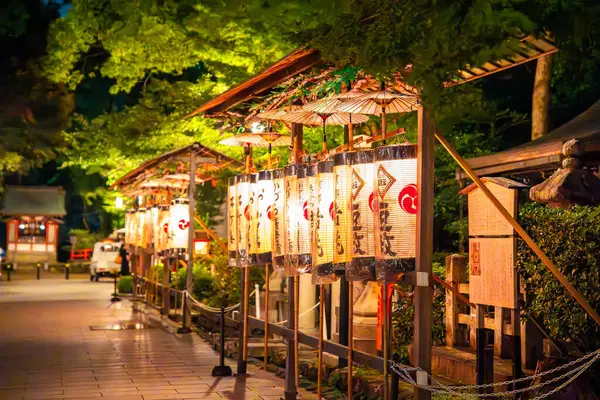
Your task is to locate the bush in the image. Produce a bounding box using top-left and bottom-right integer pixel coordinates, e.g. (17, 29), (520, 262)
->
(517, 203), (600, 351)
(118, 276), (133, 293)
(68, 229), (103, 250)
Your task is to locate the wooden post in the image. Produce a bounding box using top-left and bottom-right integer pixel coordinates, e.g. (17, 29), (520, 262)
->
(445, 254), (465, 347)
(317, 284), (325, 399)
(494, 307), (504, 357)
(162, 255), (171, 315)
(414, 106), (435, 400)
(264, 263), (270, 370)
(348, 280), (354, 400)
(475, 304), (486, 389)
(238, 266), (247, 374)
(284, 276), (297, 400)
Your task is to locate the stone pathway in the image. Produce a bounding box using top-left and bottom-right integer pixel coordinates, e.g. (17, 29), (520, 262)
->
(0, 280), (315, 400)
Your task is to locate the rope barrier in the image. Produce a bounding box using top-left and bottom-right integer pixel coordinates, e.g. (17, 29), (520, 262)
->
(182, 289), (246, 313)
(274, 302), (320, 325)
(391, 348), (600, 400)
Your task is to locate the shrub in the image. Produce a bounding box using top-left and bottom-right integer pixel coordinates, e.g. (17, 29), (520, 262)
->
(118, 276), (133, 293)
(63, 229), (103, 251)
(517, 203), (600, 351)
(175, 260), (214, 301)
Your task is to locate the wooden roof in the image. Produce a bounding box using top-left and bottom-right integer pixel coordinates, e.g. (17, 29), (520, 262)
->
(189, 36), (557, 116)
(0, 186), (66, 217)
(458, 98), (600, 179)
(111, 143), (242, 191)
(187, 48), (321, 117)
(459, 177), (529, 195)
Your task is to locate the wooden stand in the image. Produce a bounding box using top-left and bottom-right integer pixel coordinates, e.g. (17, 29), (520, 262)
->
(317, 285), (325, 399)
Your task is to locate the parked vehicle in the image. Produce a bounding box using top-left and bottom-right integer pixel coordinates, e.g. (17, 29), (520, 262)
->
(89, 241), (120, 281)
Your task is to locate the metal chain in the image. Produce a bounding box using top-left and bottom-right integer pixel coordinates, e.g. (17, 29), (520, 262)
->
(391, 348), (600, 399)
(182, 290), (245, 313)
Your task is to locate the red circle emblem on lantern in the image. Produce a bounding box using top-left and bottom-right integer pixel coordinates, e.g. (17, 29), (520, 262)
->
(303, 201), (310, 220)
(163, 223), (169, 233)
(398, 184), (418, 214)
(329, 201), (335, 220)
(178, 219), (189, 230)
(244, 204), (250, 220)
(267, 205), (274, 220)
(368, 192), (375, 212)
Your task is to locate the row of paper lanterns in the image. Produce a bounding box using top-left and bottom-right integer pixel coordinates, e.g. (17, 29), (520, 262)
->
(124, 198), (190, 251)
(228, 144), (418, 282)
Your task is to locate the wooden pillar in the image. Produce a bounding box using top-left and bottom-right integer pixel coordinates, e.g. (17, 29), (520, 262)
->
(445, 254), (465, 347)
(162, 255), (171, 315)
(414, 106), (435, 400)
(183, 145), (198, 328)
(475, 304), (486, 387)
(494, 306), (504, 357)
(284, 276), (297, 400)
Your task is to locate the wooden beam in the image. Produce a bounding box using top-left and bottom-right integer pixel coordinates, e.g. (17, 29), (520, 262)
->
(193, 215), (227, 254)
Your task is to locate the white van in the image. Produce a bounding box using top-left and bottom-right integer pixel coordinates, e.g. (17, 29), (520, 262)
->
(90, 241), (120, 281)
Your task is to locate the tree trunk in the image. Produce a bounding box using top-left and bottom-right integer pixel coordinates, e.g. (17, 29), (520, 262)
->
(531, 54), (554, 140)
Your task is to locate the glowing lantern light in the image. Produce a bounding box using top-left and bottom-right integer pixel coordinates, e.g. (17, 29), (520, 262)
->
(136, 208), (146, 248)
(227, 177), (238, 266)
(194, 238), (210, 256)
(283, 164), (299, 275)
(348, 150), (376, 281)
(271, 169), (286, 272)
(333, 152), (354, 272)
(236, 174), (251, 267)
(255, 170), (275, 264)
(169, 198), (190, 249)
(115, 196), (124, 209)
(125, 210), (134, 244)
(313, 160), (337, 284)
(157, 205), (170, 253)
(248, 174), (259, 264)
(143, 208), (153, 248)
(296, 164), (316, 273)
(151, 206), (160, 250)
(373, 144), (418, 282)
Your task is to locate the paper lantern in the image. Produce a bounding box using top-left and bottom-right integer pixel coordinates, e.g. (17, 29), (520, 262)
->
(125, 210), (134, 244)
(235, 174), (251, 267)
(143, 208), (153, 248)
(248, 174), (259, 264)
(333, 152), (354, 272)
(373, 144), (418, 282)
(295, 164), (316, 273)
(136, 208), (146, 248)
(150, 206), (159, 249)
(157, 205), (170, 253)
(271, 169), (286, 272)
(255, 170), (274, 265)
(227, 177), (238, 266)
(313, 160), (337, 284)
(169, 198), (190, 249)
(283, 164), (299, 275)
(347, 150), (376, 281)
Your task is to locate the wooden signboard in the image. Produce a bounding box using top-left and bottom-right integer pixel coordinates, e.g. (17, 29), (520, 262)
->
(469, 237), (516, 308)
(467, 181), (517, 237)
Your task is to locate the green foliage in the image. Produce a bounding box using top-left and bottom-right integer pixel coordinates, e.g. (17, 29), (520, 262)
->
(517, 204), (600, 351)
(118, 275), (133, 293)
(175, 260), (214, 301)
(68, 229), (103, 250)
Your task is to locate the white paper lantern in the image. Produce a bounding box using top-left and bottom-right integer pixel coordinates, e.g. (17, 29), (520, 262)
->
(227, 177), (238, 266)
(169, 198), (190, 249)
(255, 170), (275, 265)
(295, 164), (316, 273)
(156, 205), (170, 253)
(333, 152), (354, 272)
(348, 150), (376, 281)
(125, 210), (135, 244)
(271, 169), (286, 272)
(313, 160), (337, 284)
(248, 174), (259, 264)
(373, 144), (417, 282)
(136, 208), (146, 248)
(150, 206), (159, 249)
(236, 174), (251, 267)
(143, 208), (153, 248)
(283, 164), (299, 275)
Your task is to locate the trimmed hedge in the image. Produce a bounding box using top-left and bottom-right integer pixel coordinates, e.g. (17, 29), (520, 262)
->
(517, 203), (600, 351)
(118, 276), (133, 293)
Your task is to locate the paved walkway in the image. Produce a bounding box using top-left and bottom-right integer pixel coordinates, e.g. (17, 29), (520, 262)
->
(0, 280), (312, 400)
